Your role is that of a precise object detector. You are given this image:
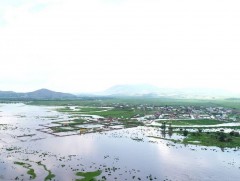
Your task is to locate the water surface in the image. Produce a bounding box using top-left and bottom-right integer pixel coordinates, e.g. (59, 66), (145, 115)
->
(0, 104), (240, 180)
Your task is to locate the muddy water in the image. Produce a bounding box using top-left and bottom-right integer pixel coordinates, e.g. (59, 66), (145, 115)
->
(1, 104), (240, 181)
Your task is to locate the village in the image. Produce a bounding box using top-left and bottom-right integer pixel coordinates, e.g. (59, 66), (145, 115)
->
(134, 105), (237, 122)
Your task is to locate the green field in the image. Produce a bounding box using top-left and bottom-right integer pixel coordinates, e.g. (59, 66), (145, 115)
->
(56, 106), (146, 119)
(24, 97), (240, 111)
(87, 108), (138, 119)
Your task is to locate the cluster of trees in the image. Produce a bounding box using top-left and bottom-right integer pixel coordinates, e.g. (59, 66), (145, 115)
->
(160, 122), (173, 138)
(217, 130), (240, 142)
(160, 122), (240, 144)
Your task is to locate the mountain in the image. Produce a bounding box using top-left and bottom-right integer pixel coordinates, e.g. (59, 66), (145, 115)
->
(99, 84), (240, 99)
(23, 89), (77, 99)
(0, 91), (18, 98)
(0, 89), (76, 100)
(101, 84), (161, 96)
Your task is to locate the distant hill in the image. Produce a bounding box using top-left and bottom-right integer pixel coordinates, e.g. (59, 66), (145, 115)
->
(101, 84), (161, 96)
(0, 91), (18, 98)
(98, 84), (240, 99)
(0, 88), (76, 100)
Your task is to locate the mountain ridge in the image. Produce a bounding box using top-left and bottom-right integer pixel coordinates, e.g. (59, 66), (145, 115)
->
(97, 84), (240, 99)
(102, 84), (160, 96)
(0, 88), (76, 100)
(1, 85), (240, 100)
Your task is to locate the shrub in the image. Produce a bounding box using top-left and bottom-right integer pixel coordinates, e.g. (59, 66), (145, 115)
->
(183, 129), (189, 136)
(229, 131), (240, 137)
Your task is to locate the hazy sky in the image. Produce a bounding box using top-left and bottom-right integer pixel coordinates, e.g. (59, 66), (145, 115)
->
(0, 0), (240, 93)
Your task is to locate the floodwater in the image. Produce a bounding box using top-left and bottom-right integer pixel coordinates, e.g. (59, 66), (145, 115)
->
(1, 104), (240, 181)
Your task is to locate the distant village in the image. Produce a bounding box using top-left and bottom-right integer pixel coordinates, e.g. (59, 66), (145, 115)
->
(134, 105), (238, 122)
(79, 104), (239, 123)
(75, 104), (239, 123)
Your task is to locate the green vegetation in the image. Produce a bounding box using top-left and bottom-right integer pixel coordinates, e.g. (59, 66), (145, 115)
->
(27, 99), (109, 107)
(57, 107), (140, 119)
(154, 124), (240, 148)
(26, 98), (209, 107)
(6, 147), (18, 151)
(56, 107), (72, 112)
(172, 126), (240, 130)
(13, 160), (55, 180)
(44, 173), (56, 181)
(120, 119), (144, 128)
(87, 108), (146, 119)
(14, 162), (36, 179)
(77, 107), (108, 112)
(14, 161), (28, 166)
(157, 119), (226, 126)
(27, 169), (37, 179)
(69, 119), (86, 124)
(53, 119), (85, 126)
(75, 170), (102, 181)
(37, 161), (55, 181)
(50, 118), (88, 133)
(56, 103), (148, 120)
(183, 129), (189, 136)
(50, 126), (78, 133)
(27, 98), (240, 109)
(182, 131), (240, 148)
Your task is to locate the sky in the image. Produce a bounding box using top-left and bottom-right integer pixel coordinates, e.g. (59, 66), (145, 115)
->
(0, 0), (240, 93)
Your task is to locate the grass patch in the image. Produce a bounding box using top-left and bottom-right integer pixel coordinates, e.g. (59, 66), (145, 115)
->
(75, 170), (102, 181)
(27, 169), (36, 179)
(87, 108), (136, 119)
(70, 119), (86, 125)
(45, 173), (55, 181)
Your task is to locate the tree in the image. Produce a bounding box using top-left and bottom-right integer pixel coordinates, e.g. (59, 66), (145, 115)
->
(161, 122), (166, 130)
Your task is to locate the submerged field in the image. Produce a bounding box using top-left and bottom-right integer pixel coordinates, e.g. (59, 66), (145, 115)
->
(1, 98), (240, 180)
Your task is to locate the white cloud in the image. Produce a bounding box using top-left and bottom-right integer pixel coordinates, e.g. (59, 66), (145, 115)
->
(0, 0), (240, 93)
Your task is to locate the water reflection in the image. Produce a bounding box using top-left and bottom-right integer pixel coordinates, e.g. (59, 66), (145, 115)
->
(161, 130), (166, 138)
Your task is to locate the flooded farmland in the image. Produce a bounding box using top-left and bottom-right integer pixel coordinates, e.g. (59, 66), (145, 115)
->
(1, 103), (240, 181)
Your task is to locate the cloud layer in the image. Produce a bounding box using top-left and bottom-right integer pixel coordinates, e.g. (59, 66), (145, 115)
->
(0, 0), (240, 93)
